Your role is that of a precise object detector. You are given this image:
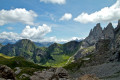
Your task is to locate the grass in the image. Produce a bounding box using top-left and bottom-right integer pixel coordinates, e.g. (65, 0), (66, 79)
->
(0, 53), (14, 59)
(0, 53), (49, 80)
(63, 54), (94, 71)
(0, 53), (48, 69)
(43, 54), (71, 67)
(81, 46), (95, 54)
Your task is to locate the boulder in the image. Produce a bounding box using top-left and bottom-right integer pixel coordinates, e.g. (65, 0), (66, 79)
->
(30, 70), (55, 80)
(55, 67), (68, 79)
(0, 65), (15, 80)
(15, 67), (22, 75)
(19, 73), (30, 79)
(30, 67), (69, 80)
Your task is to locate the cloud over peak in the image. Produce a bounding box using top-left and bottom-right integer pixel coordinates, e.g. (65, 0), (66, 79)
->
(40, 0), (66, 4)
(0, 8), (37, 26)
(74, 0), (120, 23)
(60, 13), (72, 21)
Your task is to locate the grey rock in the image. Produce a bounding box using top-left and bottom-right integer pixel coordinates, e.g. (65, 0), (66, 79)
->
(15, 67), (22, 75)
(55, 67), (69, 79)
(19, 73), (30, 79)
(82, 22), (115, 48)
(30, 67), (69, 80)
(74, 22), (115, 60)
(103, 23), (114, 39)
(0, 65), (15, 80)
(71, 62), (120, 79)
(84, 23), (104, 47)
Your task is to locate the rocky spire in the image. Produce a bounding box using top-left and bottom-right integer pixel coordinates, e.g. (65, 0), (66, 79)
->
(92, 23), (103, 37)
(89, 29), (93, 36)
(115, 19), (120, 33)
(118, 19), (120, 25)
(84, 23), (104, 46)
(103, 23), (114, 39)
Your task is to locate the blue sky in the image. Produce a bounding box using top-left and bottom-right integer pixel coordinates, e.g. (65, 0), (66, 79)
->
(0, 0), (119, 42)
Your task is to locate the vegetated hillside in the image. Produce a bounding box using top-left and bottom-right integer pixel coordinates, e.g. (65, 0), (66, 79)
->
(0, 39), (52, 64)
(0, 39), (82, 66)
(0, 53), (48, 80)
(0, 53), (47, 69)
(44, 41), (82, 67)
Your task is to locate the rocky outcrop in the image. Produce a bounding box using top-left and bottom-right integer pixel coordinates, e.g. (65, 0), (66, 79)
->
(0, 65), (15, 80)
(15, 67), (22, 75)
(19, 73), (30, 79)
(30, 67), (69, 80)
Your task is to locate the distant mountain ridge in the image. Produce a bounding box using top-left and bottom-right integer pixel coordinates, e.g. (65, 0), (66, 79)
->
(0, 39), (16, 45)
(1, 20), (120, 68)
(0, 39), (81, 65)
(0, 39), (53, 64)
(0, 38), (54, 47)
(34, 42), (54, 47)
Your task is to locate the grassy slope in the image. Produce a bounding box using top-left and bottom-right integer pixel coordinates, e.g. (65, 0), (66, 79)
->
(64, 46), (95, 70)
(0, 53), (49, 80)
(42, 41), (81, 67)
(0, 53), (14, 59)
(44, 54), (70, 67)
(0, 53), (47, 69)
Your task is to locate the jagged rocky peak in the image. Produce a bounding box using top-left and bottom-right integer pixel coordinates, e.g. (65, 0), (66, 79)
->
(87, 23), (103, 38)
(118, 19), (120, 25)
(103, 22), (114, 39)
(115, 19), (120, 33)
(92, 23), (103, 37)
(84, 23), (103, 47)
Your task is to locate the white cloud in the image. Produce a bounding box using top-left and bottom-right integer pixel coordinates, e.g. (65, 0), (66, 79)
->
(74, 0), (120, 23)
(0, 32), (21, 40)
(0, 24), (51, 41)
(40, 0), (66, 4)
(0, 8), (37, 26)
(60, 13), (72, 21)
(0, 24), (83, 43)
(21, 24), (51, 39)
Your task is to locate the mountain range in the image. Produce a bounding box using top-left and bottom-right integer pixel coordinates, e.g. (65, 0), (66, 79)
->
(1, 20), (120, 80)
